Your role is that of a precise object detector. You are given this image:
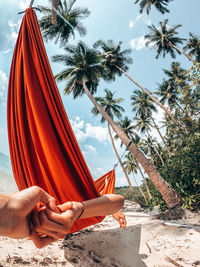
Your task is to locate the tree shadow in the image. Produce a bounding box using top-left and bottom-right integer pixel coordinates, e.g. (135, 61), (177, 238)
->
(62, 223), (147, 267)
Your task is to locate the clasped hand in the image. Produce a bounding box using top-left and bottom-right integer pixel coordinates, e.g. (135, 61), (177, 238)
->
(0, 186), (126, 248)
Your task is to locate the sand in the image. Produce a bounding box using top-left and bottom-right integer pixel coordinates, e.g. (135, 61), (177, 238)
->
(0, 171), (200, 267)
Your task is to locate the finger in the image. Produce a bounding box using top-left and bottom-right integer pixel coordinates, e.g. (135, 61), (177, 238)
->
(18, 186), (59, 213)
(30, 230), (57, 249)
(32, 211), (66, 239)
(57, 202), (73, 213)
(37, 210), (68, 235)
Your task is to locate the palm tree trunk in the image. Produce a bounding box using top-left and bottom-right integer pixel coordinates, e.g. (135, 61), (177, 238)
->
(135, 159), (152, 200)
(107, 124), (139, 201)
(83, 81), (181, 208)
(132, 172), (148, 205)
(115, 65), (188, 134)
(150, 114), (171, 157)
(170, 43), (195, 63)
(146, 129), (164, 166)
(52, 0), (59, 24)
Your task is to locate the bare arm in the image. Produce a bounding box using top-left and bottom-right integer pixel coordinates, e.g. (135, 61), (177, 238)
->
(31, 194), (125, 248)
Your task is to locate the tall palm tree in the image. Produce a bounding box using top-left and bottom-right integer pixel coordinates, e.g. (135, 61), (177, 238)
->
(163, 62), (187, 83)
(115, 121), (153, 200)
(134, 114), (165, 165)
(135, 0), (173, 15)
(184, 33), (200, 62)
(131, 89), (171, 156)
(95, 39), (187, 132)
(52, 41), (181, 208)
(145, 19), (195, 62)
(39, 0), (90, 46)
(91, 90), (139, 201)
(123, 153), (148, 204)
(115, 116), (136, 147)
(156, 80), (180, 110)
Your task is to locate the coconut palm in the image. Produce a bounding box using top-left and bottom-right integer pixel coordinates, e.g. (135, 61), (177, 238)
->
(91, 90), (139, 201)
(52, 41), (181, 208)
(95, 39), (187, 132)
(39, 0), (90, 46)
(123, 152), (148, 204)
(129, 134), (152, 200)
(131, 89), (171, 156)
(145, 19), (195, 62)
(163, 62), (187, 83)
(115, 116), (136, 147)
(134, 114), (165, 165)
(184, 33), (200, 62)
(135, 0), (173, 15)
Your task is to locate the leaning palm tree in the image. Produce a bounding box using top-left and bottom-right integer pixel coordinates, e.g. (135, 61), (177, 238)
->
(115, 118), (152, 200)
(39, 0), (90, 46)
(52, 41), (181, 208)
(123, 152), (148, 204)
(115, 116), (136, 147)
(135, 0), (173, 15)
(134, 114), (165, 166)
(91, 90), (139, 201)
(145, 19), (195, 63)
(184, 33), (200, 62)
(95, 39), (187, 132)
(131, 89), (171, 156)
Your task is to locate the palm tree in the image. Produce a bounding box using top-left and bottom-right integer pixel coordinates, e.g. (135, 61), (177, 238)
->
(134, 114), (165, 166)
(52, 41), (181, 208)
(115, 121), (153, 200)
(115, 116), (136, 147)
(131, 89), (171, 156)
(91, 90), (139, 201)
(123, 153), (148, 204)
(135, 0), (173, 15)
(39, 0), (90, 46)
(184, 33), (200, 62)
(145, 19), (195, 63)
(95, 39), (187, 132)
(156, 80), (179, 110)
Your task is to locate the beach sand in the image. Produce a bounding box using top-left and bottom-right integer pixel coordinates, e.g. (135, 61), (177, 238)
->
(0, 171), (200, 267)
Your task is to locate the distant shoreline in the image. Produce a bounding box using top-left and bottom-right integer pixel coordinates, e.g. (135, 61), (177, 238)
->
(0, 170), (18, 194)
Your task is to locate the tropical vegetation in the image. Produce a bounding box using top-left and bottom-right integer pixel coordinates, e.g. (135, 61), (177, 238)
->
(39, 0), (200, 211)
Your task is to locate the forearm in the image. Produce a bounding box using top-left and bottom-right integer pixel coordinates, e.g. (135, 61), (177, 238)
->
(79, 194), (124, 219)
(0, 194), (11, 236)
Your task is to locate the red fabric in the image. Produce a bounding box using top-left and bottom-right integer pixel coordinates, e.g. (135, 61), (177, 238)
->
(7, 8), (115, 233)
(94, 170), (115, 196)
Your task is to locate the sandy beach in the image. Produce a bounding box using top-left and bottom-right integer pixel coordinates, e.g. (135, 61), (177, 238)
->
(0, 171), (200, 267)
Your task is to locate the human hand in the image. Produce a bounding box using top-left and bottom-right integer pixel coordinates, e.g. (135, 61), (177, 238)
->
(112, 211), (127, 229)
(30, 201), (84, 248)
(0, 186), (58, 240)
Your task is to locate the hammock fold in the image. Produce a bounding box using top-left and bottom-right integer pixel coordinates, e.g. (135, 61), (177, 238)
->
(7, 7), (115, 233)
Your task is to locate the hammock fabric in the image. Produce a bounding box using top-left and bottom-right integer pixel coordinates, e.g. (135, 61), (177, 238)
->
(7, 7), (115, 233)
(95, 170), (115, 196)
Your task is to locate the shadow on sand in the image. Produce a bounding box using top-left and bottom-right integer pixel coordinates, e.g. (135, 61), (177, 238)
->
(62, 223), (147, 267)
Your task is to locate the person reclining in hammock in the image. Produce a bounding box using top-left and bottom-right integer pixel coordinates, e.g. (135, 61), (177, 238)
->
(0, 186), (126, 248)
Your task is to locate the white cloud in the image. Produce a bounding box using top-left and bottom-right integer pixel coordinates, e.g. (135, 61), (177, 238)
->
(0, 70), (8, 104)
(129, 20), (135, 29)
(3, 48), (11, 54)
(7, 20), (21, 45)
(70, 116), (109, 143)
(83, 144), (97, 155)
(129, 14), (151, 30)
(19, 0), (30, 10)
(85, 123), (108, 142)
(130, 36), (147, 50)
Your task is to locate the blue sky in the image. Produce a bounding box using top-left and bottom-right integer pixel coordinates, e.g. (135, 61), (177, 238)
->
(0, 0), (199, 186)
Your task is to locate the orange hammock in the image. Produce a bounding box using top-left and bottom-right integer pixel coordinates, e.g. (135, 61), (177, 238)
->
(7, 7), (115, 233)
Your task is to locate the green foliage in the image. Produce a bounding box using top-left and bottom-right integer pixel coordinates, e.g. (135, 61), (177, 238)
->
(114, 186), (148, 207)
